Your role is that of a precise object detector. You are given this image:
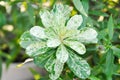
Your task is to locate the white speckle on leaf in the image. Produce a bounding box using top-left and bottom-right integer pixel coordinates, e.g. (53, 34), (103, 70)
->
(56, 45), (69, 63)
(64, 40), (86, 55)
(19, 3), (98, 80)
(50, 60), (64, 80)
(67, 52), (91, 79)
(40, 10), (53, 28)
(26, 42), (47, 56)
(30, 26), (46, 39)
(79, 28), (98, 43)
(67, 15), (83, 30)
(47, 38), (61, 48)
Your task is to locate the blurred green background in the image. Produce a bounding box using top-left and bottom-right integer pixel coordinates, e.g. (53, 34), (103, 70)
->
(0, 0), (120, 80)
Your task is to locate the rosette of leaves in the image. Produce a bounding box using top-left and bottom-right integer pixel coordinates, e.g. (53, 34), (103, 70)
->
(19, 4), (98, 80)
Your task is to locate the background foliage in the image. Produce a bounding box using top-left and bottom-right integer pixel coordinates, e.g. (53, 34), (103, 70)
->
(0, 0), (120, 80)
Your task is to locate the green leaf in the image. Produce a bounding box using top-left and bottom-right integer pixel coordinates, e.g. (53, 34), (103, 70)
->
(30, 26), (46, 39)
(73, 0), (88, 17)
(77, 0), (89, 29)
(34, 50), (55, 67)
(112, 46), (120, 58)
(19, 31), (39, 48)
(27, 3), (35, 25)
(0, 57), (2, 80)
(89, 10), (108, 17)
(89, 76), (100, 80)
(26, 41), (48, 57)
(67, 50), (91, 79)
(66, 15), (83, 30)
(104, 49), (114, 80)
(98, 29), (107, 40)
(56, 45), (69, 63)
(64, 40), (86, 55)
(82, 0), (89, 14)
(0, 11), (6, 27)
(108, 15), (114, 40)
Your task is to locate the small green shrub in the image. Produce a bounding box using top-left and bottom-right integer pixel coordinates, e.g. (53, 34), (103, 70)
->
(19, 3), (98, 80)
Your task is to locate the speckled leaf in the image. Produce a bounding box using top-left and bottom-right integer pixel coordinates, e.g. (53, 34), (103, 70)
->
(56, 45), (69, 63)
(45, 55), (56, 72)
(34, 50), (55, 67)
(50, 60), (64, 80)
(51, 4), (71, 27)
(52, 4), (71, 19)
(26, 41), (48, 57)
(30, 26), (46, 39)
(67, 50), (91, 79)
(45, 57), (64, 80)
(19, 3), (98, 80)
(67, 15), (83, 30)
(19, 31), (39, 48)
(64, 40), (86, 55)
(64, 29), (80, 39)
(40, 10), (53, 28)
(47, 38), (61, 48)
(45, 27), (57, 39)
(79, 28), (98, 43)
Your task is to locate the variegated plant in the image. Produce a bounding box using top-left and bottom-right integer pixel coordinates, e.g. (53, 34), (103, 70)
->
(19, 4), (98, 80)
